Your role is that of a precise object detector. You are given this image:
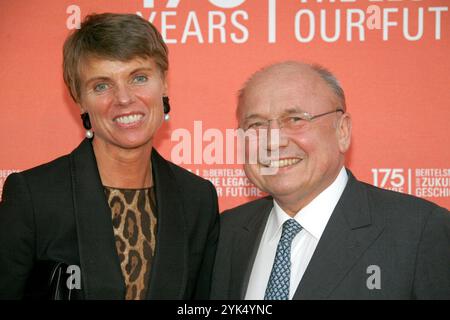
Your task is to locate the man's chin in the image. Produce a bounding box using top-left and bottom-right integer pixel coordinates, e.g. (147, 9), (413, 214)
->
(264, 183), (303, 200)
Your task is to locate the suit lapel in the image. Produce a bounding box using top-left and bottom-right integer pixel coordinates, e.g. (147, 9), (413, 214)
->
(146, 149), (187, 299)
(229, 198), (273, 299)
(69, 139), (125, 299)
(293, 171), (385, 299)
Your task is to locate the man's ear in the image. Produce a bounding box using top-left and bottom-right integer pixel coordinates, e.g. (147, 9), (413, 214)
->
(337, 113), (352, 153)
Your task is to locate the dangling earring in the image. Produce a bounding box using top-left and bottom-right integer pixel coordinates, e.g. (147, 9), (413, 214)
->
(81, 113), (94, 139)
(163, 96), (171, 121)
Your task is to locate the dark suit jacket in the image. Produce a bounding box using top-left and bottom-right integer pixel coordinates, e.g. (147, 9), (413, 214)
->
(0, 139), (219, 299)
(211, 171), (450, 299)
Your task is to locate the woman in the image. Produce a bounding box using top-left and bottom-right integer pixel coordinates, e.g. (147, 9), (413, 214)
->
(0, 13), (219, 300)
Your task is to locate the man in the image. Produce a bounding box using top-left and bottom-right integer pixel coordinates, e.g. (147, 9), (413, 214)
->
(211, 61), (450, 299)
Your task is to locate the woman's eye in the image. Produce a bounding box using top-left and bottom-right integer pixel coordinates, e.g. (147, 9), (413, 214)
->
(94, 83), (109, 92)
(133, 75), (148, 83)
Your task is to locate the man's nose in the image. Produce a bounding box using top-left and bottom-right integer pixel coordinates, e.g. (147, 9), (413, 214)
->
(266, 121), (288, 151)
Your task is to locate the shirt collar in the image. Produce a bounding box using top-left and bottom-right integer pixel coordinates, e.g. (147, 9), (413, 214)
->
(270, 167), (348, 241)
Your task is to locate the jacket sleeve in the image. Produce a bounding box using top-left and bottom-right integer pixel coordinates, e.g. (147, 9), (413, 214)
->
(0, 173), (36, 299)
(193, 181), (220, 299)
(413, 205), (450, 299)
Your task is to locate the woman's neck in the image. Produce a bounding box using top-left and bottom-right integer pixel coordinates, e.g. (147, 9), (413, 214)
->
(92, 139), (153, 189)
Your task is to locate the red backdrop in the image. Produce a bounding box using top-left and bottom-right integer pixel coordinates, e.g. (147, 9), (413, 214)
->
(0, 0), (449, 210)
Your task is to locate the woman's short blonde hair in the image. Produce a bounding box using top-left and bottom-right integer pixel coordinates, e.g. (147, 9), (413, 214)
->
(63, 13), (168, 102)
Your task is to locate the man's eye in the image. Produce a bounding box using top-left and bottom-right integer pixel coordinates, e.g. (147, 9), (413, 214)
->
(283, 116), (306, 126)
(94, 83), (109, 92)
(133, 75), (148, 83)
(247, 121), (266, 129)
(288, 116), (303, 123)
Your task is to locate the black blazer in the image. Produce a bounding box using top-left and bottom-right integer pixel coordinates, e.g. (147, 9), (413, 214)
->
(0, 139), (219, 299)
(211, 171), (450, 299)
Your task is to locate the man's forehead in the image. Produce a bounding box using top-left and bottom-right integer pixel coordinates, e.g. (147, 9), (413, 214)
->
(237, 63), (339, 122)
(244, 73), (332, 107)
(247, 67), (328, 99)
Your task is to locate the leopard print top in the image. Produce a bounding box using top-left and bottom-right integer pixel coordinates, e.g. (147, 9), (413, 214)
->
(105, 186), (158, 300)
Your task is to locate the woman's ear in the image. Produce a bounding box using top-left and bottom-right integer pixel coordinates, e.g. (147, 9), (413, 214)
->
(163, 71), (168, 94)
(77, 100), (86, 114)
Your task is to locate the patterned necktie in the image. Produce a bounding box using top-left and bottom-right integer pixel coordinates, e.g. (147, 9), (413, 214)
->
(264, 219), (302, 300)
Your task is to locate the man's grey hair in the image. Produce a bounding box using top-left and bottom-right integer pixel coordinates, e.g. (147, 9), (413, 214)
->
(311, 63), (346, 111)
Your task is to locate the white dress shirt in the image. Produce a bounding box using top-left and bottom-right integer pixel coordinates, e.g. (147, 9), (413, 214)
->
(244, 167), (348, 300)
